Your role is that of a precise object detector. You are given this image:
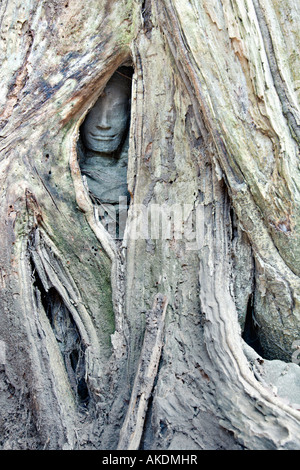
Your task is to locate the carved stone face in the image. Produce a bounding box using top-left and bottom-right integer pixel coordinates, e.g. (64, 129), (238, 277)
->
(82, 73), (131, 154)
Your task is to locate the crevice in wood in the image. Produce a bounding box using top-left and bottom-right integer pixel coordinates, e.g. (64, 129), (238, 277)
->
(29, 250), (90, 409)
(26, 227), (105, 414)
(242, 293), (264, 358)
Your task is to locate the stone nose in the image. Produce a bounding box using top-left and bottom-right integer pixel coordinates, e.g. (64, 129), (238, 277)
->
(96, 110), (111, 130)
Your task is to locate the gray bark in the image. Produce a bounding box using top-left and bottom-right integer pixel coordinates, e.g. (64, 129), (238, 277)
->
(0, 0), (300, 450)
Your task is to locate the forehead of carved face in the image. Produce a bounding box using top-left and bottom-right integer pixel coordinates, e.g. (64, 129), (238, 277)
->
(82, 73), (131, 154)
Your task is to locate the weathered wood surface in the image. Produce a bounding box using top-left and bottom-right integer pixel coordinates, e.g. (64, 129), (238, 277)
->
(0, 0), (299, 450)
(117, 293), (168, 450)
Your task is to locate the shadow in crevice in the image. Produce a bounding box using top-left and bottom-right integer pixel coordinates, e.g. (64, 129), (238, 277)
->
(30, 257), (90, 408)
(242, 294), (265, 358)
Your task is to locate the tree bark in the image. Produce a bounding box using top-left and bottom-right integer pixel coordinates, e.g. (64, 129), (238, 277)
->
(0, 0), (300, 450)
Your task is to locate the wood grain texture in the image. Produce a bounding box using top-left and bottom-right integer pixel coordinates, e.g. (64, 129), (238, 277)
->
(0, 0), (299, 450)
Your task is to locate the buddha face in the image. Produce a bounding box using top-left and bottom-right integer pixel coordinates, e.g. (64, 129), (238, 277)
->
(82, 73), (131, 154)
